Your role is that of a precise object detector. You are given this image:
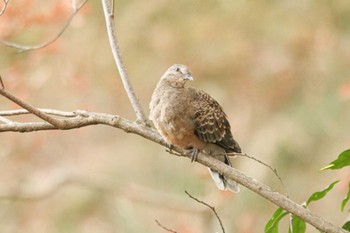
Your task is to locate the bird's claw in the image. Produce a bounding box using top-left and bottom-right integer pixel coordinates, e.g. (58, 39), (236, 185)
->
(186, 147), (199, 162)
(166, 143), (175, 152)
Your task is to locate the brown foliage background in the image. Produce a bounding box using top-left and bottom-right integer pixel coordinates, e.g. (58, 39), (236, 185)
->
(0, 1), (350, 232)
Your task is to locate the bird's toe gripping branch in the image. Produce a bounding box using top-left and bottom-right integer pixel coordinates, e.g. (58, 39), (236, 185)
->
(186, 146), (199, 162)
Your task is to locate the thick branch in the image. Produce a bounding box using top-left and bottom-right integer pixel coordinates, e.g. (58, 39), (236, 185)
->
(0, 108), (347, 233)
(0, 110), (158, 138)
(194, 154), (347, 233)
(101, 0), (149, 125)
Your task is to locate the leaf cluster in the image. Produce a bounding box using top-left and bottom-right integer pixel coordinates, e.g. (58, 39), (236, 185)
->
(265, 149), (350, 233)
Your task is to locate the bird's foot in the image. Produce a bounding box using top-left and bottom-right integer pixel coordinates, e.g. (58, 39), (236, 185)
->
(166, 143), (175, 152)
(165, 143), (182, 156)
(186, 146), (199, 162)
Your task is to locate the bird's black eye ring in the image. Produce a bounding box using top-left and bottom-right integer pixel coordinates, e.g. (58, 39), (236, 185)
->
(176, 67), (180, 72)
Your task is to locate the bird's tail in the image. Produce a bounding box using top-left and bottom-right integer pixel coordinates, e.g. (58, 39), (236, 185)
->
(208, 155), (240, 193)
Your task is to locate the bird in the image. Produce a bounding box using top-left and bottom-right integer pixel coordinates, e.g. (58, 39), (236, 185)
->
(149, 64), (241, 192)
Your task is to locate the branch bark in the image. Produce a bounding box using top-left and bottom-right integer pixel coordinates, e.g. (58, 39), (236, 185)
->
(0, 108), (347, 233)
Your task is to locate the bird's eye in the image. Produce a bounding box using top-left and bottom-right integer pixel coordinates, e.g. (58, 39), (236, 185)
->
(175, 67), (181, 72)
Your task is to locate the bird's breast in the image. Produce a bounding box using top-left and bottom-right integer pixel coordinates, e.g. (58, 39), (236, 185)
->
(150, 87), (206, 149)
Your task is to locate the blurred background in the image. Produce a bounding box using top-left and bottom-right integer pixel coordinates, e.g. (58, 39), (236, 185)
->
(0, 0), (350, 232)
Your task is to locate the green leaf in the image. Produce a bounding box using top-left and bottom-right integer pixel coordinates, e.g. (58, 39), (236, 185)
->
(306, 180), (339, 206)
(320, 149), (350, 171)
(341, 182), (350, 212)
(342, 221), (350, 231)
(289, 215), (306, 233)
(265, 207), (289, 233)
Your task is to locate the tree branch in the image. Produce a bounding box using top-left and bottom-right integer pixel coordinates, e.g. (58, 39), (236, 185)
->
(0, 88), (67, 129)
(0, 0), (88, 52)
(0, 115), (12, 124)
(194, 153), (347, 233)
(101, 0), (149, 125)
(231, 152), (287, 195)
(0, 2), (347, 232)
(185, 191), (225, 233)
(0, 111), (347, 232)
(155, 220), (178, 233)
(0, 0), (9, 16)
(0, 108), (78, 117)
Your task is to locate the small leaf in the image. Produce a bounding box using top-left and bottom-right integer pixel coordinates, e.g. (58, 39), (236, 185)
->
(306, 180), (339, 206)
(320, 149), (350, 171)
(265, 207), (289, 233)
(289, 215), (306, 233)
(341, 182), (350, 212)
(342, 221), (350, 231)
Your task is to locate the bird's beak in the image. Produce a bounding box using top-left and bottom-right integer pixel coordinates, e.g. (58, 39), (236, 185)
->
(184, 74), (193, 81)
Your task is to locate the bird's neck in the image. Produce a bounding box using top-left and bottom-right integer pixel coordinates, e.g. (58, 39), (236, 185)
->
(159, 79), (186, 89)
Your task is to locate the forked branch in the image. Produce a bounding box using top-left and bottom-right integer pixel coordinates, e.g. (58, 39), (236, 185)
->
(0, 88), (346, 232)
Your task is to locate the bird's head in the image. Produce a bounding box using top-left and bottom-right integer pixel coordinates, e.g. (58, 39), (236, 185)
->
(161, 64), (193, 88)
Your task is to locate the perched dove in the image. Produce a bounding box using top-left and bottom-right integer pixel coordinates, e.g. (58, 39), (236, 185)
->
(149, 64), (241, 192)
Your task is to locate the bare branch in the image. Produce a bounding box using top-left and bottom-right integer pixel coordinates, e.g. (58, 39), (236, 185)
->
(192, 152), (347, 233)
(0, 116), (12, 124)
(71, 0), (77, 12)
(0, 0), (9, 16)
(155, 220), (178, 233)
(0, 0), (88, 52)
(0, 75), (4, 89)
(185, 191), (225, 233)
(0, 114), (347, 232)
(0, 108), (78, 117)
(101, 0), (149, 125)
(0, 97), (347, 232)
(0, 87), (71, 129)
(0, 3), (347, 231)
(230, 152), (288, 196)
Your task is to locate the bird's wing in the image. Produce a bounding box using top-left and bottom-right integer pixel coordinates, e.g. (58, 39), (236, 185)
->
(190, 88), (241, 153)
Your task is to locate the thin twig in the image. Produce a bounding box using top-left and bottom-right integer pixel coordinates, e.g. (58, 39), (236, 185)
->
(0, 75), (4, 89)
(0, 116), (12, 124)
(71, 0), (77, 12)
(0, 108), (78, 117)
(111, 0), (114, 14)
(289, 213), (294, 233)
(185, 190), (225, 233)
(155, 220), (178, 233)
(0, 0), (9, 16)
(101, 0), (149, 125)
(230, 152), (288, 197)
(0, 0), (88, 52)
